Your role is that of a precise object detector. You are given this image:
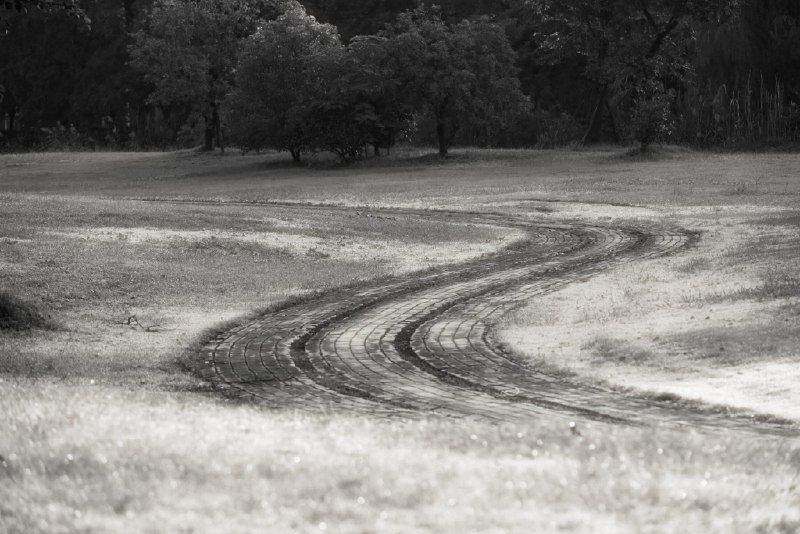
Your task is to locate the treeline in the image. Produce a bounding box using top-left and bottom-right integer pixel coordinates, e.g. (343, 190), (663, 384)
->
(1, 0), (799, 156)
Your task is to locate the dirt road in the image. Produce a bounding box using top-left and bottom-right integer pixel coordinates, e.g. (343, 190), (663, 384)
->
(194, 205), (798, 436)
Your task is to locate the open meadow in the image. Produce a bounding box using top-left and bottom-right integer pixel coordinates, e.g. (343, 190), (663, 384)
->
(2, 147), (800, 533)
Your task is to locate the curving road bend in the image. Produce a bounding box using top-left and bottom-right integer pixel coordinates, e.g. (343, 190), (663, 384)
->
(193, 205), (799, 437)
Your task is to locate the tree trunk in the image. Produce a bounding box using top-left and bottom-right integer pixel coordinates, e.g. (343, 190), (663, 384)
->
(437, 121), (448, 157)
(202, 125), (214, 151)
(213, 105), (224, 154)
(582, 85), (607, 145)
(604, 97), (620, 142)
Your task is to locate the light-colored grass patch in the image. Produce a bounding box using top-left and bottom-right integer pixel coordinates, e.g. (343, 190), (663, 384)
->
(2, 380), (800, 534)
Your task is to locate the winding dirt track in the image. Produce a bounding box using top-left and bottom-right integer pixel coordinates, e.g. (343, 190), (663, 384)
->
(194, 204), (799, 436)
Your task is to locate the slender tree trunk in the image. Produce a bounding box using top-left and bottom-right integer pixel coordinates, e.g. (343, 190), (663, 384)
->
(604, 97), (620, 142)
(202, 117), (214, 151)
(213, 104), (224, 154)
(582, 85), (608, 145)
(437, 121), (448, 157)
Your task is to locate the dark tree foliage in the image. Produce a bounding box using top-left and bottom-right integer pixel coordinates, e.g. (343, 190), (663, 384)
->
(305, 36), (416, 160)
(531, 0), (736, 146)
(228, 4), (414, 162)
(302, 0), (416, 41)
(2, 0), (87, 22)
(302, 0), (515, 42)
(681, 0), (800, 145)
(3, 0), (799, 152)
(227, 3), (343, 161)
(0, 0), (151, 147)
(130, 0), (287, 151)
(697, 0), (800, 94)
(377, 6), (528, 156)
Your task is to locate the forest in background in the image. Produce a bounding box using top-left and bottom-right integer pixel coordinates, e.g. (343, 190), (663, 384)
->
(1, 0), (799, 154)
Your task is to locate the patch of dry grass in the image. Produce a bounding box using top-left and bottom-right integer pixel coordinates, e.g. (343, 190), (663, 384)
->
(2, 380), (800, 534)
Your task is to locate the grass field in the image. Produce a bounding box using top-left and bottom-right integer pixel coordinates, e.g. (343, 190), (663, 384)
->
(2, 147), (800, 533)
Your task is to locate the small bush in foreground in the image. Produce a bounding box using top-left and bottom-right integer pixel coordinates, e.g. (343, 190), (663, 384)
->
(0, 291), (51, 331)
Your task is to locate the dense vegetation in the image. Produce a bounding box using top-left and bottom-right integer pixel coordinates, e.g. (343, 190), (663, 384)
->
(1, 0), (799, 157)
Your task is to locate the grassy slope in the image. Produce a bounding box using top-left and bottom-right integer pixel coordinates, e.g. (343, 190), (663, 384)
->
(1, 148), (799, 533)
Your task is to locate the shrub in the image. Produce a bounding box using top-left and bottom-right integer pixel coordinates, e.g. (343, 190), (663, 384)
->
(0, 292), (51, 331)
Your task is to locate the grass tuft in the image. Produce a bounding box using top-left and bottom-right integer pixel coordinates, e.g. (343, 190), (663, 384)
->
(582, 336), (652, 365)
(707, 274), (800, 303)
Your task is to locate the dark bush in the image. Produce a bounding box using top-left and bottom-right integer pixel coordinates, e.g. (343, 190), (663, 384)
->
(0, 292), (52, 331)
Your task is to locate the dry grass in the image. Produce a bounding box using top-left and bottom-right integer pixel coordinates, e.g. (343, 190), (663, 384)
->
(2, 148), (800, 532)
(2, 381), (800, 534)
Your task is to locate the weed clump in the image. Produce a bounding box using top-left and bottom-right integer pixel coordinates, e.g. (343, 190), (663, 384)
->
(0, 292), (51, 331)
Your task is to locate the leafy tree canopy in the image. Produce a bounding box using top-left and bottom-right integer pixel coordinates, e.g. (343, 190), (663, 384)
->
(376, 6), (528, 156)
(2, 0), (88, 24)
(528, 0), (737, 144)
(130, 0), (286, 151)
(227, 2), (343, 161)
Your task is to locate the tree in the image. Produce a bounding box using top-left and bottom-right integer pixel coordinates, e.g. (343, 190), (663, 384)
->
(2, 0), (87, 23)
(345, 35), (416, 154)
(535, 0), (736, 144)
(130, 0), (284, 151)
(378, 6), (528, 156)
(302, 0), (416, 41)
(227, 2), (343, 161)
(0, 2), (99, 145)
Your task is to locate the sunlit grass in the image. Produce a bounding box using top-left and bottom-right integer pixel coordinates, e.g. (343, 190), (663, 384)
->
(2, 380), (799, 534)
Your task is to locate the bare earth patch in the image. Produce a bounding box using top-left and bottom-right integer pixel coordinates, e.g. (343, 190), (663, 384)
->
(500, 205), (800, 421)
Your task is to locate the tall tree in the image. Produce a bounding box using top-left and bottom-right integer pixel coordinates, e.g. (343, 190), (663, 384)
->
(130, 0), (284, 151)
(0, 0), (160, 148)
(378, 6), (528, 156)
(227, 2), (342, 161)
(535, 0), (736, 144)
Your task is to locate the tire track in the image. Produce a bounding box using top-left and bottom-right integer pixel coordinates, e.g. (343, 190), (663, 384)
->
(192, 203), (799, 436)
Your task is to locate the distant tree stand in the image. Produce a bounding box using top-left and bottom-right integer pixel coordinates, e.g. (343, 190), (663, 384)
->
(377, 7), (528, 157)
(539, 0), (731, 145)
(130, 0), (282, 153)
(3, 0), (85, 20)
